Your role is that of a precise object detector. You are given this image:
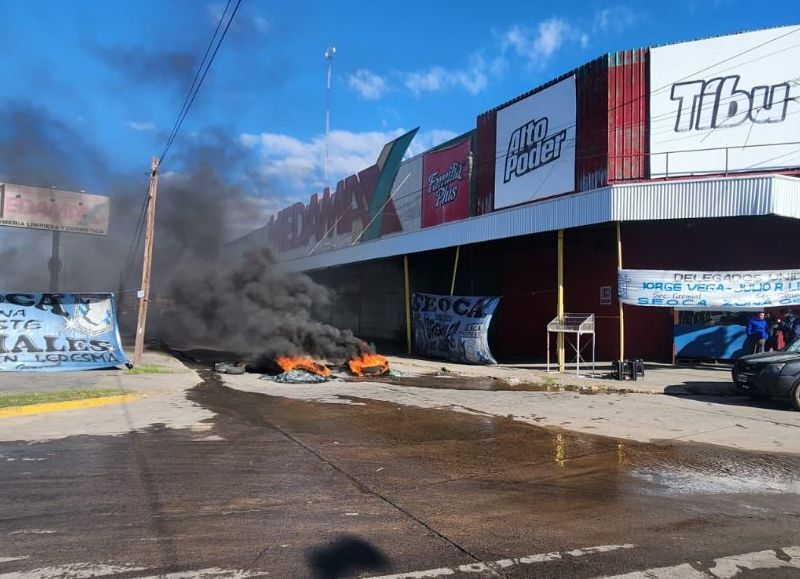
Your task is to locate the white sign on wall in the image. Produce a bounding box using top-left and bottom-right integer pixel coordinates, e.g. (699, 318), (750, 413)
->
(619, 269), (800, 309)
(494, 75), (576, 209)
(650, 25), (800, 177)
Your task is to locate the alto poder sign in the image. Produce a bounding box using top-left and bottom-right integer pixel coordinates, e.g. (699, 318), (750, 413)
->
(422, 137), (471, 228)
(494, 75), (576, 210)
(650, 25), (800, 177)
(0, 183), (110, 235)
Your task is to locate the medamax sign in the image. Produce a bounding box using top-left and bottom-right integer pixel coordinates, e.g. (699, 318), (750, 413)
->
(494, 75), (576, 210)
(650, 25), (800, 177)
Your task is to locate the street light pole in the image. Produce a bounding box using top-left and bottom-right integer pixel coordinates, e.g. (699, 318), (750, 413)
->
(324, 46), (336, 183)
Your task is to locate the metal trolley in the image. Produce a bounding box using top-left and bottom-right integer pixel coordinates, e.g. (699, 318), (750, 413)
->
(546, 313), (596, 376)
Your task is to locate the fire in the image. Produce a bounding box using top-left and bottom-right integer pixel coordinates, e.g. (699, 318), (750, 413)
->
(348, 354), (390, 377)
(275, 355), (331, 377)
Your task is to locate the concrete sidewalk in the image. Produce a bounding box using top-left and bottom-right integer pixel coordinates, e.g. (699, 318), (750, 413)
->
(385, 355), (736, 395)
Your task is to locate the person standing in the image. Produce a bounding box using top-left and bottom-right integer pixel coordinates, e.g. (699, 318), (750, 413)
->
(765, 313), (781, 352)
(746, 312), (768, 354)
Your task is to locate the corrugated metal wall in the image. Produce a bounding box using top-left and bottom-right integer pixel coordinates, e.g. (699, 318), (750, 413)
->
(474, 111), (496, 216)
(575, 57), (608, 192)
(607, 49), (649, 183)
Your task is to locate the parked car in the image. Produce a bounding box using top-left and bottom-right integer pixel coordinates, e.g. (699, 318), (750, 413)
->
(732, 339), (800, 410)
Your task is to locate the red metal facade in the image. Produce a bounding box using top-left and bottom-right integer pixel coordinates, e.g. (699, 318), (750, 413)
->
(607, 49), (649, 184)
(474, 111), (496, 216)
(575, 57), (609, 192)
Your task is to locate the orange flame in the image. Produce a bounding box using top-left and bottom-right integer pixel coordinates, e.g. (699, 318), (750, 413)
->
(275, 356), (331, 377)
(348, 354), (390, 377)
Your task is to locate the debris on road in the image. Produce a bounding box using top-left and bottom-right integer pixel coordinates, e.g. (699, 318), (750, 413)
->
(263, 370), (331, 384)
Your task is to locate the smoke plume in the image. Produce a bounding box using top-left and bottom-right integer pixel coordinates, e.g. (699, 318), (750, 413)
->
(0, 102), (369, 363)
(162, 248), (372, 363)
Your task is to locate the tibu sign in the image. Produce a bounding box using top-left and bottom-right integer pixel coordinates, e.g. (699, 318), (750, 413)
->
(0, 293), (128, 371)
(0, 183), (109, 235)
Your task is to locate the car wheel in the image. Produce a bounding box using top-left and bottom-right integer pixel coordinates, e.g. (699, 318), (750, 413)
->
(791, 383), (800, 412)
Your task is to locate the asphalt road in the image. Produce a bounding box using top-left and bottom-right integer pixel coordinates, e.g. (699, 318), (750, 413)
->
(1, 367), (800, 578)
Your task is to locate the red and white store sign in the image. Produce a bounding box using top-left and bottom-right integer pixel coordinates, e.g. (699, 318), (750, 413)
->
(421, 138), (471, 228)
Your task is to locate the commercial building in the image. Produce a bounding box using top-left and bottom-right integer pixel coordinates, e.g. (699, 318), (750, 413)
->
(230, 25), (800, 364)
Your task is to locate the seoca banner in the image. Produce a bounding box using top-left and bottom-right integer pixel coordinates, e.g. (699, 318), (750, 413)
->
(494, 75), (576, 210)
(650, 25), (800, 177)
(0, 293), (128, 372)
(618, 269), (800, 309)
(412, 292), (500, 364)
(422, 137), (472, 228)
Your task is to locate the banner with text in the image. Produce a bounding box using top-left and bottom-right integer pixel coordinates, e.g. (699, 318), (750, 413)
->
(618, 269), (800, 309)
(412, 293), (500, 364)
(0, 293), (129, 371)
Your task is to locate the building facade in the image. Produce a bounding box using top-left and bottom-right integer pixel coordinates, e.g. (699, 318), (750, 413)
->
(229, 25), (800, 363)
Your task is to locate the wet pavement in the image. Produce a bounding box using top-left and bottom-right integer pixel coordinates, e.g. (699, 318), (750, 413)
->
(1, 366), (800, 577)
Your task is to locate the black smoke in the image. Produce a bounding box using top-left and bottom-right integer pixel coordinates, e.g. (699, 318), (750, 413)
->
(0, 103), (370, 362)
(162, 248), (372, 364)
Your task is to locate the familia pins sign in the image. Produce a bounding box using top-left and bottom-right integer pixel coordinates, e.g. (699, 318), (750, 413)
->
(422, 137), (472, 228)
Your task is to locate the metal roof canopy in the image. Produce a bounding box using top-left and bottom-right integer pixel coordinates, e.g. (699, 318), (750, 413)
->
(278, 174), (800, 273)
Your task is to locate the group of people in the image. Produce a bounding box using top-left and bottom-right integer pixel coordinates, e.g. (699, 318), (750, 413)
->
(746, 310), (800, 354)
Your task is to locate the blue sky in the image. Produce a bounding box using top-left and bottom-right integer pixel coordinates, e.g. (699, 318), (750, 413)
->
(1, 0), (798, 237)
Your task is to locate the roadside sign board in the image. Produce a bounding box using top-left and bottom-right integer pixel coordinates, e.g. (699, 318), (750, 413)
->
(0, 183), (109, 235)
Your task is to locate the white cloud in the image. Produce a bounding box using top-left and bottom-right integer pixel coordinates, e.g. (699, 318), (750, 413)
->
(404, 54), (488, 96)
(593, 6), (637, 34)
(127, 120), (156, 131)
(240, 128), (458, 196)
(500, 17), (586, 68)
(348, 69), (389, 100)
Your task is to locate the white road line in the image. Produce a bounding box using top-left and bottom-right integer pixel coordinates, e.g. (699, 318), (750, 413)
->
(596, 545), (800, 578)
(0, 563), (147, 578)
(367, 544), (635, 578)
(0, 557), (28, 563)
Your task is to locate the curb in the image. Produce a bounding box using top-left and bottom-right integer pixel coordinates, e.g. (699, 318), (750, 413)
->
(0, 394), (138, 419)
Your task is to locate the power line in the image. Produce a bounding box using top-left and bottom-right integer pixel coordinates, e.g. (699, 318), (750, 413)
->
(121, 0), (243, 285)
(158, 0), (242, 166)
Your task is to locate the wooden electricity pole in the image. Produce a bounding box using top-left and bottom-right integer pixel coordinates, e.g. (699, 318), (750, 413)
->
(133, 157), (160, 366)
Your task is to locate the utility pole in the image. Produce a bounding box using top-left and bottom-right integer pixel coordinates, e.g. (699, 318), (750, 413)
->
(133, 157), (160, 366)
(48, 231), (61, 293)
(324, 46), (336, 183)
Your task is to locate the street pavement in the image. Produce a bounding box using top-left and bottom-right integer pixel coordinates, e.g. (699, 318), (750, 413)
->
(0, 355), (799, 577)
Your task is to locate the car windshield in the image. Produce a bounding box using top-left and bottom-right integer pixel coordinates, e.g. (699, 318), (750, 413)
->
(784, 339), (800, 353)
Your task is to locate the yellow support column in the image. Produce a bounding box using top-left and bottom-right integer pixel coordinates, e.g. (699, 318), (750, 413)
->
(557, 229), (565, 372)
(404, 254), (412, 354)
(616, 221), (625, 361)
(449, 246), (461, 296)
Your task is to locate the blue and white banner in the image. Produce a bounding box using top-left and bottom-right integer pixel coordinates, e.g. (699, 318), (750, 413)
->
(618, 269), (800, 309)
(412, 293), (500, 364)
(0, 293), (128, 371)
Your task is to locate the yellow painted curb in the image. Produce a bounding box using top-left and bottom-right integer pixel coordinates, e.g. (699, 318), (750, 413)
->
(0, 394), (138, 419)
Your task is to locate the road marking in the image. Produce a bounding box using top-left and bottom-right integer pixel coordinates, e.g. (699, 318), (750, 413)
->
(0, 394), (137, 419)
(0, 563), (147, 578)
(367, 544), (635, 578)
(596, 545), (800, 578)
(0, 557), (28, 563)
